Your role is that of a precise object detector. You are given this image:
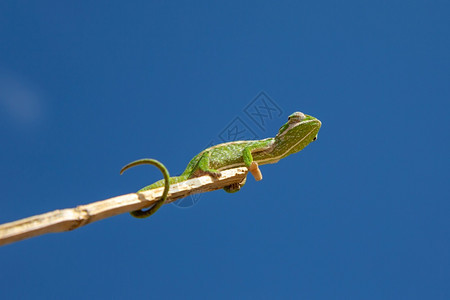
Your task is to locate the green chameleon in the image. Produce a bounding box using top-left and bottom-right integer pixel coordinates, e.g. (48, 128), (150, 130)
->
(121, 111), (321, 218)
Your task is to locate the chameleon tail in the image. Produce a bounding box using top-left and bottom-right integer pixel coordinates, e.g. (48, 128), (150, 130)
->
(120, 159), (170, 219)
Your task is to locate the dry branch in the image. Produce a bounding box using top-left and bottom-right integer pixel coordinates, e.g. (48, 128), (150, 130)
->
(0, 167), (248, 247)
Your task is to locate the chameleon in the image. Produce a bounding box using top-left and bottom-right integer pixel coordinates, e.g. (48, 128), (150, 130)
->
(121, 111), (321, 218)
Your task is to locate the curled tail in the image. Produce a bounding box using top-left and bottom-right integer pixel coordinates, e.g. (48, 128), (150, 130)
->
(120, 159), (170, 219)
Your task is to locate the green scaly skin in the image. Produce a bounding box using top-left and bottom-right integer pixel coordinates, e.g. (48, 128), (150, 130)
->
(121, 111), (321, 219)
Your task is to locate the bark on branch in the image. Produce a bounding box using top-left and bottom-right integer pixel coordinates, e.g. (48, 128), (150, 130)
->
(0, 167), (248, 247)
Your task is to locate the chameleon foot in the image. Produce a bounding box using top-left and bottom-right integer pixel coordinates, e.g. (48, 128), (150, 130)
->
(249, 161), (263, 181)
(206, 170), (221, 178)
(224, 177), (247, 193)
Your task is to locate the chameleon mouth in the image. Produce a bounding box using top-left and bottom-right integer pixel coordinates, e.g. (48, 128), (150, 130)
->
(277, 118), (314, 138)
(305, 117), (321, 133)
(315, 119), (322, 128)
(304, 114), (321, 127)
(311, 119), (321, 141)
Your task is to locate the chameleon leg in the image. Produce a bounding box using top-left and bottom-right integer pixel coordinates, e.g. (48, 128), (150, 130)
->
(193, 151), (221, 178)
(224, 176), (247, 193)
(120, 158), (170, 219)
(243, 147), (263, 181)
(248, 161), (263, 181)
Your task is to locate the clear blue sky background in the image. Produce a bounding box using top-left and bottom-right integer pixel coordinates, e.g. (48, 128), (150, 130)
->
(1, 1), (449, 299)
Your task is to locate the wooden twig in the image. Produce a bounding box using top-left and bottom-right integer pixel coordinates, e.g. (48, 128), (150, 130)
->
(0, 167), (248, 247)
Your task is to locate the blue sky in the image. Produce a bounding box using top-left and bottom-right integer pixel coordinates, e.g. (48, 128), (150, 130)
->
(0, 1), (449, 299)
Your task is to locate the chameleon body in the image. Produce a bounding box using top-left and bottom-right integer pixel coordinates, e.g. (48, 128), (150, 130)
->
(121, 111), (321, 218)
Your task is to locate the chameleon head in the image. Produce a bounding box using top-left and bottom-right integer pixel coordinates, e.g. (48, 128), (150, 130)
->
(274, 112), (322, 158)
